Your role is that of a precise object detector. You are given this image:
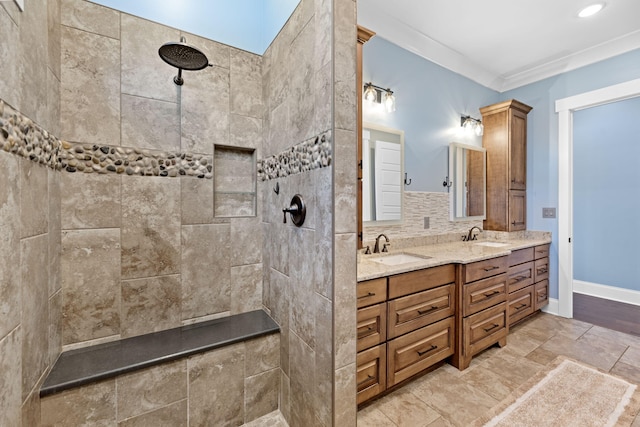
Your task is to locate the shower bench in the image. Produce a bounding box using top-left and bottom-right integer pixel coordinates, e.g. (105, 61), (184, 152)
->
(39, 309), (280, 425)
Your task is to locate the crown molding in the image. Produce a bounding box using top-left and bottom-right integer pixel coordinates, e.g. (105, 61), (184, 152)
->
(357, 5), (506, 92)
(359, 7), (640, 93)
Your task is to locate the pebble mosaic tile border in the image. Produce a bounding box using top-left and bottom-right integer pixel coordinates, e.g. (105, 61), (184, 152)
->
(0, 100), (62, 170)
(1, 100), (332, 180)
(258, 132), (332, 181)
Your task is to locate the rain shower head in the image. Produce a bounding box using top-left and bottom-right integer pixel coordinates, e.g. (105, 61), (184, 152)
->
(158, 36), (211, 86)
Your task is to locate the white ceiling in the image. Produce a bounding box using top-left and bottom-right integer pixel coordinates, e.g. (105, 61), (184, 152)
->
(357, 0), (640, 92)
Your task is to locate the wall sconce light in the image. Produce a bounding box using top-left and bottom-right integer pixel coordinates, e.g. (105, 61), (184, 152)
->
(364, 82), (396, 113)
(461, 115), (484, 136)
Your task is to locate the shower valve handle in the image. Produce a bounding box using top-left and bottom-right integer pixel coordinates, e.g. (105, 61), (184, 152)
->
(282, 205), (299, 223)
(282, 194), (306, 227)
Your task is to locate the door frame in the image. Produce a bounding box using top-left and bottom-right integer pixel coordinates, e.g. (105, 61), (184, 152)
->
(555, 78), (640, 318)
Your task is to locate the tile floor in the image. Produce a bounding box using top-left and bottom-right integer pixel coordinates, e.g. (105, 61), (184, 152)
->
(357, 312), (640, 427)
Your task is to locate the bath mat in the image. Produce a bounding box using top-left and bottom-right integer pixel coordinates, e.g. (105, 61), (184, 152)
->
(473, 356), (640, 427)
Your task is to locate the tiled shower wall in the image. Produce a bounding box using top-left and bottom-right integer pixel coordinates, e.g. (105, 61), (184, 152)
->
(2, 0), (360, 425)
(260, 0), (358, 425)
(0, 1), (62, 426)
(260, 0), (334, 424)
(55, 0), (266, 349)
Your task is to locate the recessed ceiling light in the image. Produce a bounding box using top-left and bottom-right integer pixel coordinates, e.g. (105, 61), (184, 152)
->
(578, 3), (605, 18)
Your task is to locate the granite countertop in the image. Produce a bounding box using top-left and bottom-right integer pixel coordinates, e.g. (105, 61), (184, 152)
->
(358, 234), (551, 282)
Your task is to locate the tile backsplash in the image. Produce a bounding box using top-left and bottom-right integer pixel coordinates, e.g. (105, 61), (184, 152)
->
(363, 191), (483, 245)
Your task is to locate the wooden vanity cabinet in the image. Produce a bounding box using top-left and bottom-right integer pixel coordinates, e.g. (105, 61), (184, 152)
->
(481, 100), (532, 232)
(386, 265), (456, 387)
(357, 343), (386, 403)
(356, 264), (456, 404)
(356, 278), (387, 404)
(506, 244), (550, 328)
(454, 256), (508, 370)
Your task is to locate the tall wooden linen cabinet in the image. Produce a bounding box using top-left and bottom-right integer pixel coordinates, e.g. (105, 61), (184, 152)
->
(480, 100), (532, 231)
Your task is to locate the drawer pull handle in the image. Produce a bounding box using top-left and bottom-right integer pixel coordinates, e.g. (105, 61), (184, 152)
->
(537, 268), (548, 274)
(482, 290), (501, 298)
(483, 323), (500, 333)
(357, 326), (374, 338)
(357, 375), (374, 387)
(512, 275), (528, 283)
(358, 292), (376, 300)
(515, 303), (528, 310)
(538, 293), (547, 300)
(417, 345), (438, 356)
(417, 306), (439, 315)
(483, 266), (500, 272)
(536, 250), (546, 253)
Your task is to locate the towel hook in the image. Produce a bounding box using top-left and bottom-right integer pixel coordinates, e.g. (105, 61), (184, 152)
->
(404, 172), (412, 186)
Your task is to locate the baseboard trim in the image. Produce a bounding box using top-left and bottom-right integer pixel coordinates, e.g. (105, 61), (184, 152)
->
(542, 298), (560, 316)
(573, 280), (640, 307)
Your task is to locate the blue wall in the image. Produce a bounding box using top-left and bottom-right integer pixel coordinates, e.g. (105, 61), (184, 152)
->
(503, 47), (640, 298)
(364, 35), (640, 299)
(572, 97), (640, 291)
(91, 0), (299, 54)
(362, 37), (499, 192)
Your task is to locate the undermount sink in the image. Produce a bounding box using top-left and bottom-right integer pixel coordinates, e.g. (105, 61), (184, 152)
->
(473, 241), (510, 248)
(368, 253), (431, 266)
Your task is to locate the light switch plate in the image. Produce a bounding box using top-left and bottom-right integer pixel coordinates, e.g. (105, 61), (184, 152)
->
(542, 207), (556, 218)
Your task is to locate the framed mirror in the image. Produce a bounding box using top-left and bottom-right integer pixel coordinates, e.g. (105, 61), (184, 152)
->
(449, 142), (486, 221)
(362, 123), (404, 224)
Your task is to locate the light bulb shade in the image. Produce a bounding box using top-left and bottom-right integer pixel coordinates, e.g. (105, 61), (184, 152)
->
(463, 118), (474, 132)
(364, 85), (377, 103)
(475, 122), (484, 136)
(384, 91), (396, 112)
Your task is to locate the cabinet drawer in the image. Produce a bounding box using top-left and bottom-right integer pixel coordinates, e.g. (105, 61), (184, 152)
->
(357, 303), (387, 352)
(534, 280), (549, 311)
(388, 264), (455, 299)
(463, 302), (507, 357)
(357, 278), (387, 308)
(508, 285), (534, 326)
(507, 247), (534, 267)
(534, 244), (550, 260)
(534, 257), (549, 282)
(387, 284), (455, 339)
(357, 343), (386, 404)
(387, 317), (454, 387)
(463, 273), (507, 317)
(464, 256), (508, 283)
(507, 261), (534, 293)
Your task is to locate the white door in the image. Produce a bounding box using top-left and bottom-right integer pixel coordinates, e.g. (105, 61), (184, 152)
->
(374, 140), (402, 221)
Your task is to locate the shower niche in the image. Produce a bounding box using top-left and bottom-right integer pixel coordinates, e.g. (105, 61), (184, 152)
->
(214, 145), (256, 217)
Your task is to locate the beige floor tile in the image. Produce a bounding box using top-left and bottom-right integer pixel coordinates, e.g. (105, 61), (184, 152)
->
(621, 345), (640, 369)
(456, 365), (519, 401)
(372, 389), (440, 427)
(503, 328), (547, 356)
(406, 369), (499, 427)
(610, 361), (640, 384)
(482, 347), (545, 387)
(525, 346), (559, 366)
(357, 405), (397, 426)
(541, 334), (625, 371)
(632, 412), (640, 426)
(426, 417), (453, 426)
(583, 325), (640, 348)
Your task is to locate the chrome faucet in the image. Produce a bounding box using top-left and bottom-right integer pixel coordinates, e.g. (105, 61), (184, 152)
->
(373, 234), (390, 253)
(463, 226), (482, 242)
